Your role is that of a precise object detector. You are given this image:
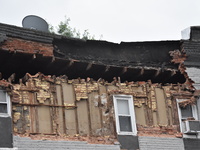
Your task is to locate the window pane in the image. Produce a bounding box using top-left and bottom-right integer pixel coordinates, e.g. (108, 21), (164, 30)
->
(181, 105), (193, 119)
(0, 91), (6, 102)
(117, 99), (130, 115)
(0, 104), (7, 113)
(119, 116), (132, 132)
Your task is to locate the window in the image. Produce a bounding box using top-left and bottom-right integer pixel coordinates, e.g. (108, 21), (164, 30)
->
(0, 90), (11, 116)
(181, 105), (193, 120)
(113, 95), (137, 135)
(177, 99), (198, 133)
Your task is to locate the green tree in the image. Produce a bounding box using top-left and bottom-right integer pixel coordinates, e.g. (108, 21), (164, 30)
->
(49, 17), (98, 40)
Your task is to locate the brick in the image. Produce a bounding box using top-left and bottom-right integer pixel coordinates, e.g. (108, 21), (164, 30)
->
(0, 38), (53, 57)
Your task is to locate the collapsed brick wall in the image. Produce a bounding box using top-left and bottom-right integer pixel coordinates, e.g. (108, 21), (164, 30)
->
(8, 73), (195, 138)
(169, 48), (195, 91)
(169, 48), (200, 110)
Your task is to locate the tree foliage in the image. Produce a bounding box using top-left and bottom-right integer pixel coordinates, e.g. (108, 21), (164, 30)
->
(49, 17), (98, 40)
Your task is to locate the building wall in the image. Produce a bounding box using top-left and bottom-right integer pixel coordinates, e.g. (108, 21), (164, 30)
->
(0, 116), (13, 148)
(10, 73), (194, 138)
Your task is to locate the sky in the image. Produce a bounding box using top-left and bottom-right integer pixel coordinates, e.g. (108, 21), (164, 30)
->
(0, 0), (200, 43)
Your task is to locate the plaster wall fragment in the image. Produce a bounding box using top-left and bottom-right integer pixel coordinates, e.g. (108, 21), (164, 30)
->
(100, 93), (107, 105)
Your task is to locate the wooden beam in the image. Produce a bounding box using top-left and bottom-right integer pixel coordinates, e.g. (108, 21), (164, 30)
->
(86, 63), (93, 71)
(170, 70), (176, 77)
(121, 67), (127, 74)
(51, 56), (55, 63)
(8, 73), (15, 83)
(32, 54), (36, 59)
(67, 60), (74, 68)
(154, 68), (161, 77)
(139, 67), (144, 76)
(105, 65), (110, 72)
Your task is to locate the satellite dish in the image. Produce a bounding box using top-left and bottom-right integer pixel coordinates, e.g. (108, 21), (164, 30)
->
(22, 15), (49, 32)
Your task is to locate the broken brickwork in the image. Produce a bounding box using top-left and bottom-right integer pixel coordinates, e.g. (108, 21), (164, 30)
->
(5, 73), (195, 139)
(0, 37), (53, 56)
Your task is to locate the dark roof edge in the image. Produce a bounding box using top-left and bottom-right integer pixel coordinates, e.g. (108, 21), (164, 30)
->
(0, 22), (182, 45)
(0, 22), (86, 44)
(121, 40), (181, 44)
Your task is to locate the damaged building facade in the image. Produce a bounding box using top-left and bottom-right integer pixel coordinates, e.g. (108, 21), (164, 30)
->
(0, 22), (200, 150)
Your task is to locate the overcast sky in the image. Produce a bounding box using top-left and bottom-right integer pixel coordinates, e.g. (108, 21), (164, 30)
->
(0, 0), (200, 43)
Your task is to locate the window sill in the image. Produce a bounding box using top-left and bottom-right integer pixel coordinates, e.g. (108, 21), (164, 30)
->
(0, 113), (10, 117)
(117, 132), (137, 136)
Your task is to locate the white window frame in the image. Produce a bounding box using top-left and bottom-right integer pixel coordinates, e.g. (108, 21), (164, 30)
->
(113, 95), (137, 135)
(0, 90), (11, 116)
(176, 99), (198, 132)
